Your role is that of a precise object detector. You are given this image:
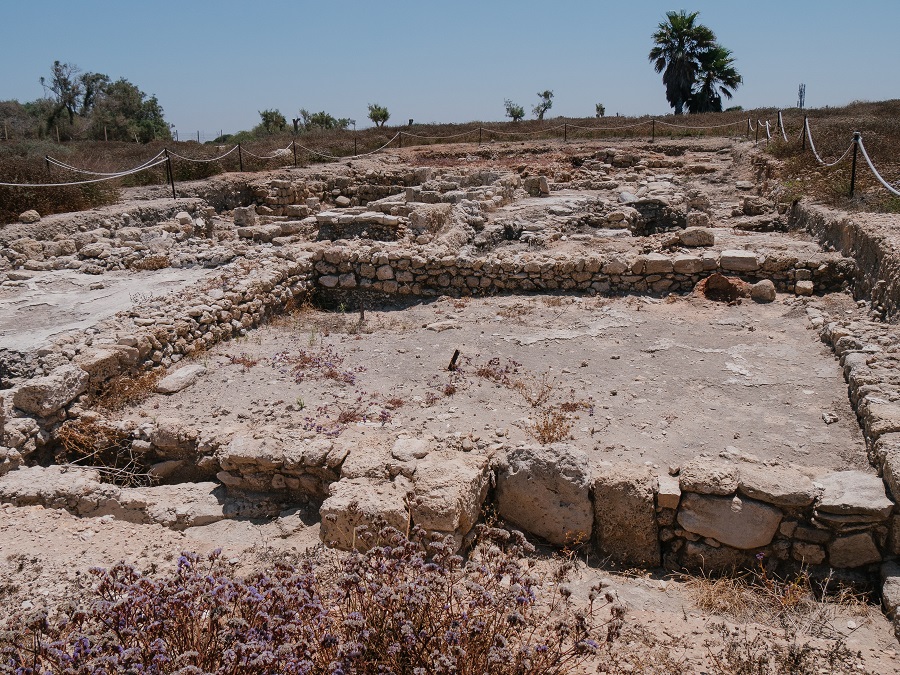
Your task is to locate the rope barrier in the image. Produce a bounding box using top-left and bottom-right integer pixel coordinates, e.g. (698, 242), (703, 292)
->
(484, 123), (567, 136)
(402, 129), (478, 140)
(168, 144), (239, 163)
(805, 120), (855, 167)
(239, 140), (295, 160)
(294, 132), (401, 160)
(656, 119), (743, 130)
(0, 157), (169, 187)
(46, 150), (167, 176)
(567, 121), (651, 132)
(777, 111), (788, 142)
(857, 137), (900, 197)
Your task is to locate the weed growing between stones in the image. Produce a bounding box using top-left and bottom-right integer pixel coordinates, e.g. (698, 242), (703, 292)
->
(0, 526), (625, 674)
(685, 555), (872, 636)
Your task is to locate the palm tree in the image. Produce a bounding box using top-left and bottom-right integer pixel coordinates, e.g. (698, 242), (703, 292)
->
(648, 10), (716, 115)
(688, 46), (742, 114)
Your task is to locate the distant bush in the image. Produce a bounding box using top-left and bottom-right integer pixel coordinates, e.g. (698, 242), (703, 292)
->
(504, 99), (525, 122)
(367, 103), (390, 128)
(0, 526), (623, 674)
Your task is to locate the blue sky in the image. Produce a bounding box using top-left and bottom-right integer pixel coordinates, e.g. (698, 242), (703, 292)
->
(3, 1), (897, 136)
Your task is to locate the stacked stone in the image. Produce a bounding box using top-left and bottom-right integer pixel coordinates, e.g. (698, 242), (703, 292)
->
(818, 313), (900, 548)
(311, 245), (853, 298)
(792, 203), (900, 319)
(4, 253), (316, 460)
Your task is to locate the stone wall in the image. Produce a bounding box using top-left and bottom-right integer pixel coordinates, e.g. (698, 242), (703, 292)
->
(791, 202), (900, 319)
(311, 244), (854, 298)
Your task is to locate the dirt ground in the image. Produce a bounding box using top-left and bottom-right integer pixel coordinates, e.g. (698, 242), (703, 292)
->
(128, 292), (868, 473)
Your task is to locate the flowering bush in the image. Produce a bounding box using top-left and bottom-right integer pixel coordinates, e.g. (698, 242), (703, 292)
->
(0, 526), (623, 674)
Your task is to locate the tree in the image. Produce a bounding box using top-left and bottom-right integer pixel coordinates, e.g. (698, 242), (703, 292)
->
(40, 61), (83, 125)
(532, 90), (554, 120)
(88, 78), (170, 143)
(504, 99), (525, 122)
(297, 109), (350, 131)
(367, 103), (390, 127)
(258, 109), (287, 133)
(648, 11), (716, 115)
(79, 72), (110, 116)
(687, 45), (742, 114)
(595, 103), (606, 118)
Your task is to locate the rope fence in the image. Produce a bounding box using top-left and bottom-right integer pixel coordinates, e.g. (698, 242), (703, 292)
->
(2, 112), (897, 201)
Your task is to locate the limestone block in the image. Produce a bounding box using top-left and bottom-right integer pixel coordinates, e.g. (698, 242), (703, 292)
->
(679, 540), (751, 572)
(679, 459), (738, 496)
(679, 227), (715, 247)
(340, 446), (393, 480)
(750, 279), (776, 303)
(0, 447), (23, 477)
(233, 206), (257, 226)
(496, 444), (593, 546)
(828, 532), (881, 568)
(150, 417), (199, 458)
(218, 434), (282, 472)
(673, 255), (703, 274)
(882, 561), (900, 623)
(882, 450), (900, 504)
(593, 463), (660, 566)
(738, 463), (817, 507)
(677, 493), (782, 549)
(815, 470), (894, 520)
(719, 250), (759, 272)
(392, 437), (431, 462)
(792, 542), (826, 565)
(76, 348), (125, 386)
(411, 450), (490, 539)
(13, 364), (89, 417)
(657, 473), (681, 509)
(865, 402), (900, 441)
(155, 364), (206, 394)
(643, 253), (673, 275)
(319, 478), (409, 551)
(795, 280), (814, 296)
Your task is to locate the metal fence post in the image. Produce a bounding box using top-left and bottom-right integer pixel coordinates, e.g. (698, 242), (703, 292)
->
(292, 140), (297, 167)
(399, 131), (402, 149)
(755, 121), (759, 145)
(801, 116), (807, 150)
(849, 132), (860, 197)
(238, 144), (243, 172)
(164, 149), (177, 200)
(564, 123), (567, 143)
(652, 120), (656, 143)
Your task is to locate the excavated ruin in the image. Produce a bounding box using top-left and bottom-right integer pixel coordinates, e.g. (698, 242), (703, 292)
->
(1, 136), (899, 639)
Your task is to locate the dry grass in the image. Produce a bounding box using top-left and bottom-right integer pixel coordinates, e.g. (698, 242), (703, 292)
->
(525, 407), (574, 444)
(684, 563), (871, 637)
(129, 254), (170, 271)
(771, 100), (900, 213)
(55, 417), (153, 487)
(93, 368), (164, 412)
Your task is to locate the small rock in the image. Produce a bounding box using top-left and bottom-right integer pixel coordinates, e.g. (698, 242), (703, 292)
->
(155, 365), (207, 394)
(795, 280), (814, 296)
(18, 210), (41, 224)
(822, 412), (839, 425)
(750, 279), (776, 303)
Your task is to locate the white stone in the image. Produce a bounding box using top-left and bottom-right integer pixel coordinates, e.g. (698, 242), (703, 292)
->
(155, 364), (207, 394)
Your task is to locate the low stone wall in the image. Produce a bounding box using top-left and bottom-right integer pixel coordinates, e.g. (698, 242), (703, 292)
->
(791, 202), (900, 319)
(2, 252), (316, 461)
(311, 244), (854, 298)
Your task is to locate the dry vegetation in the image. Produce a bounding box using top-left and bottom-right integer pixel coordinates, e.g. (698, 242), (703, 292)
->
(5, 101), (897, 223)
